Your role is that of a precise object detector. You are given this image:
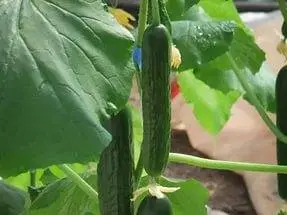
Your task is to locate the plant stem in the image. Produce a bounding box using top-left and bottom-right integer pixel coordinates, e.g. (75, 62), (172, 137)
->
(227, 53), (287, 144)
(169, 153), (287, 174)
(58, 164), (98, 199)
(278, 0), (287, 22)
(134, 0), (148, 187)
(151, 0), (160, 25)
(30, 170), (36, 187)
(135, 0), (149, 96)
(134, 148), (144, 188)
(136, 0), (149, 47)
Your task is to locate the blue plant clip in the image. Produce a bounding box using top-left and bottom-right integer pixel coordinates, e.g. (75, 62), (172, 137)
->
(132, 47), (142, 71)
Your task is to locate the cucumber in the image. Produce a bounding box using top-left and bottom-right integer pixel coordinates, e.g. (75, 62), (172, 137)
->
(282, 21), (287, 40)
(276, 65), (287, 199)
(97, 106), (134, 215)
(136, 195), (173, 215)
(141, 24), (172, 177)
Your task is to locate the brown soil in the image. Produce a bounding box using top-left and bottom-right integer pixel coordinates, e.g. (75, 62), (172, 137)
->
(164, 129), (257, 215)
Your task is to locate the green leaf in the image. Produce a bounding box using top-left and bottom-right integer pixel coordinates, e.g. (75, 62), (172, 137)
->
(182, 5), (209, 21)
(29, 174), (99, 215)
(229, 28), (265, 74)
(0, 0), (134, 177)
(170, 0), (271, 134)
(196, 0), (261, 68)
(160, 177), (208, 215)
(199, 0), (244, 26)
(136, 176), (209, 215)
(0, 181), (30, 215)
(39, 169), (59, 185)
(177, 70), (240, 134)
(192, 27), (272, 112)
(195, 61), (276, 113)
(244, 63), (276, 113)
(48, 164), (89, 180)
(172, 20), (236, 70)
(185, 0), (200, 10)
(193, 27), (266, 83)
(166, 0), (200, 20)
(166, 0), (185, 20)
(40, 163), (95, 186)
(5, 170), (44, 191)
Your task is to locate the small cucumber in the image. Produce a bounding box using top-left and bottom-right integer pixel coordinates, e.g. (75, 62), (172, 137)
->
(136, 195), (173, 215)
(97, 106), (134, 215)
(141, 23), (171, 177)
(276, 65), (287, 199)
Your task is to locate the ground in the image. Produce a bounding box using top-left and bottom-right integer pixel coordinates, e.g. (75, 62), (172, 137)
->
(165, 129), (257, 215)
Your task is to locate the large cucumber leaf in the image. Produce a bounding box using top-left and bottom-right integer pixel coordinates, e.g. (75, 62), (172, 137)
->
(166, 0), (200, 21)
(0, 0), (134, 177)
(199, 0), (245, 26)
(172, 5), (264, 73)
(172, 20), (236, 70)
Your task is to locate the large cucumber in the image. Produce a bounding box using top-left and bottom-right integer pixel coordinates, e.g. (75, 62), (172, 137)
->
(276, 65), (287, 199)
(141, 23), (172, 177)
(97, 106), (134, 215)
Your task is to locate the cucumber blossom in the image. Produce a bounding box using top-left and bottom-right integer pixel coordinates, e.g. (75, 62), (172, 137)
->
(136, 195), (173, 215)
(141, 23), (172, 177)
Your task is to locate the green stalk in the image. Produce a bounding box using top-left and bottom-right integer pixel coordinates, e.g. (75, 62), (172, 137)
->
(151, 0), (160, 25)
(135, 0), (149, 97)
(227, 53), (287, 144)
(278, 0), (287, 22)
(30, 170), (36, 187)
(134, 146), (144, 188)
(133, 0), (150, 183)
(169, 153), (287, 174)
(58, 164), (98, 199)
(136, 0), (149, 47)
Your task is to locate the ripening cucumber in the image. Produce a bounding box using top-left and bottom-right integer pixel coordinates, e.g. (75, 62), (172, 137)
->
(97, 106), (134, 215)
(141, 23), (172, 177)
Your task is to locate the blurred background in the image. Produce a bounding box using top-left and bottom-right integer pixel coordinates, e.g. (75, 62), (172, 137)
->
(112, 0), (280, 17)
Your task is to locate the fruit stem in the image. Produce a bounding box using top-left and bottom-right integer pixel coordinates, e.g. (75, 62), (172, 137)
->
(58, 164), (98, 199)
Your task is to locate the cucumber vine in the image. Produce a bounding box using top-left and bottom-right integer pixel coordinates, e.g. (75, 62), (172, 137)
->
(5, 0), (287, 214)
(57, 0), (287, 204)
